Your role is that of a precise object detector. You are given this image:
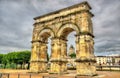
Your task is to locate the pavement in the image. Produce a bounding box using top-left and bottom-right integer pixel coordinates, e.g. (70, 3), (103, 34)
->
(0, 69), (120, 78)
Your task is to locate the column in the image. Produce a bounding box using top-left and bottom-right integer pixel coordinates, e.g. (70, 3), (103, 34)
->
(39, 42), (48, 73)
(30, 40), (48, 73)
(49, 37), (67, 74)
(75, 34), (96, 76)
(75, 35), (80, 59)
(30, 40), (41, 73)
(60, 39), (68, 73)
(89, 39), (96, 74)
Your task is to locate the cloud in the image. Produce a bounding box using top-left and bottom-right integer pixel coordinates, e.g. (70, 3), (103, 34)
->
(91, 0), (120, 55)
(0, 0), (120, 56)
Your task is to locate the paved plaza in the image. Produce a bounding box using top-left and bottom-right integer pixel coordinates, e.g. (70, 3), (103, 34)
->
(0, 69), (120, 78)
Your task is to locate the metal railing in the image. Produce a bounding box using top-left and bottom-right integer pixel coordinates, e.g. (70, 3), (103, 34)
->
(0, 73), (32, 78)
(0, 73), (77, 78)
(0, 73), (60, 78)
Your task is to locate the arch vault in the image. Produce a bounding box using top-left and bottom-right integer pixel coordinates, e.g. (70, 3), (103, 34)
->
(30, 1), (96, 76)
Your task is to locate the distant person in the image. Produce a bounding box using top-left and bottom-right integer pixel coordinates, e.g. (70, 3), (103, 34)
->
(99, 63), (102, 70)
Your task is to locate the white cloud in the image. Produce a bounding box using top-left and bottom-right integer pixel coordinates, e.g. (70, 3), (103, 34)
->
(0, 0), (120, 56)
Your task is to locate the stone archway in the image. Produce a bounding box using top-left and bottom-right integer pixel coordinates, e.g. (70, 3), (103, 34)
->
(30, 28), (55, 73)
(30, 1), (96, 76)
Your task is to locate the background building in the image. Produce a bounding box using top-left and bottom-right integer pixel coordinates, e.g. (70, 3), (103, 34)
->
(95, 54), (120, 66)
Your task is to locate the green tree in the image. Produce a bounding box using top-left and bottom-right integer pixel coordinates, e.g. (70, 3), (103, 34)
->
(2, 54), (8, 68)
(1, 50), (31, 69)
(0, 54), (4, 64)
(14, 51), (31, 69)
(69, 53), (76, 58)
(0, 54), (4, 68)
(47, 52), (49, 61)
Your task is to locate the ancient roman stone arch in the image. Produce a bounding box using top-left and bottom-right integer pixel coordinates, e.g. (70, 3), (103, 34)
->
(30, 1), (96, 76)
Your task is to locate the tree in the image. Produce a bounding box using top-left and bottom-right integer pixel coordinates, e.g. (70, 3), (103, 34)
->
(2, 54), (8, 68)
(14, 51), (31, 69)
(1, 50), (31, 69)
(0, 54), (4, 64)
(47, 52), (49, 61)
(69, 53), (76, 58)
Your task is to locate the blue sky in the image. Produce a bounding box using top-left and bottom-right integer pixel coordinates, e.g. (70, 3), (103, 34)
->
(0, 0), (120, 56)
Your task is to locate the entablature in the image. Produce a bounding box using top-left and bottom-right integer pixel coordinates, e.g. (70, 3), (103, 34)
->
(33, 1), (93, 25)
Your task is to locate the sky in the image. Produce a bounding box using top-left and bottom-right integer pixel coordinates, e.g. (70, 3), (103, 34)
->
(0, 0), (120, 56)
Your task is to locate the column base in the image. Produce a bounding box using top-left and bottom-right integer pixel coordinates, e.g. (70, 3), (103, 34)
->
(49, 59), (67, 74)
(49, 72), (68, 74)
(75, 59), (96, 76)
(30, 60), (48, 73)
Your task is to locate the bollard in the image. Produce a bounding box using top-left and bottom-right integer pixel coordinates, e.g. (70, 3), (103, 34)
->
(7, 73), (9, 78)
(29, 74), (31, 78)
(18, 74), (20, 78)
(0, 73), (2, 78)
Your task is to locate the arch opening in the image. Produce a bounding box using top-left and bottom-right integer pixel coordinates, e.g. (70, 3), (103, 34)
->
(67, 31), (76, 68)
(38, 28), (54, 42)
(57, 23), (80, 56)
(67, 31), (76, 55)
(57, 23), (80, 39)
(57, 24), (79, 69)
(38, 28), (54, 62)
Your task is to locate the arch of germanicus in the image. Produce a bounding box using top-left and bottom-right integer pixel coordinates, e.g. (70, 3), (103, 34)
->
(30, 1), (96, 76)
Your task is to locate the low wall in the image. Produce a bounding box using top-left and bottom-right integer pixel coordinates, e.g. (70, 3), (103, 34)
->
(96, 66), (120, 71)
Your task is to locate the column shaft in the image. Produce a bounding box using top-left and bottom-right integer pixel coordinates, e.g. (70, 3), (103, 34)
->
(30, 41), (48, 73)
(60, 39), (67, 73)
(39, 42), (48, 73)
(75, 35), (96, 76)
(50, 38), (67, 74)
(30, 41), (41, 73)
